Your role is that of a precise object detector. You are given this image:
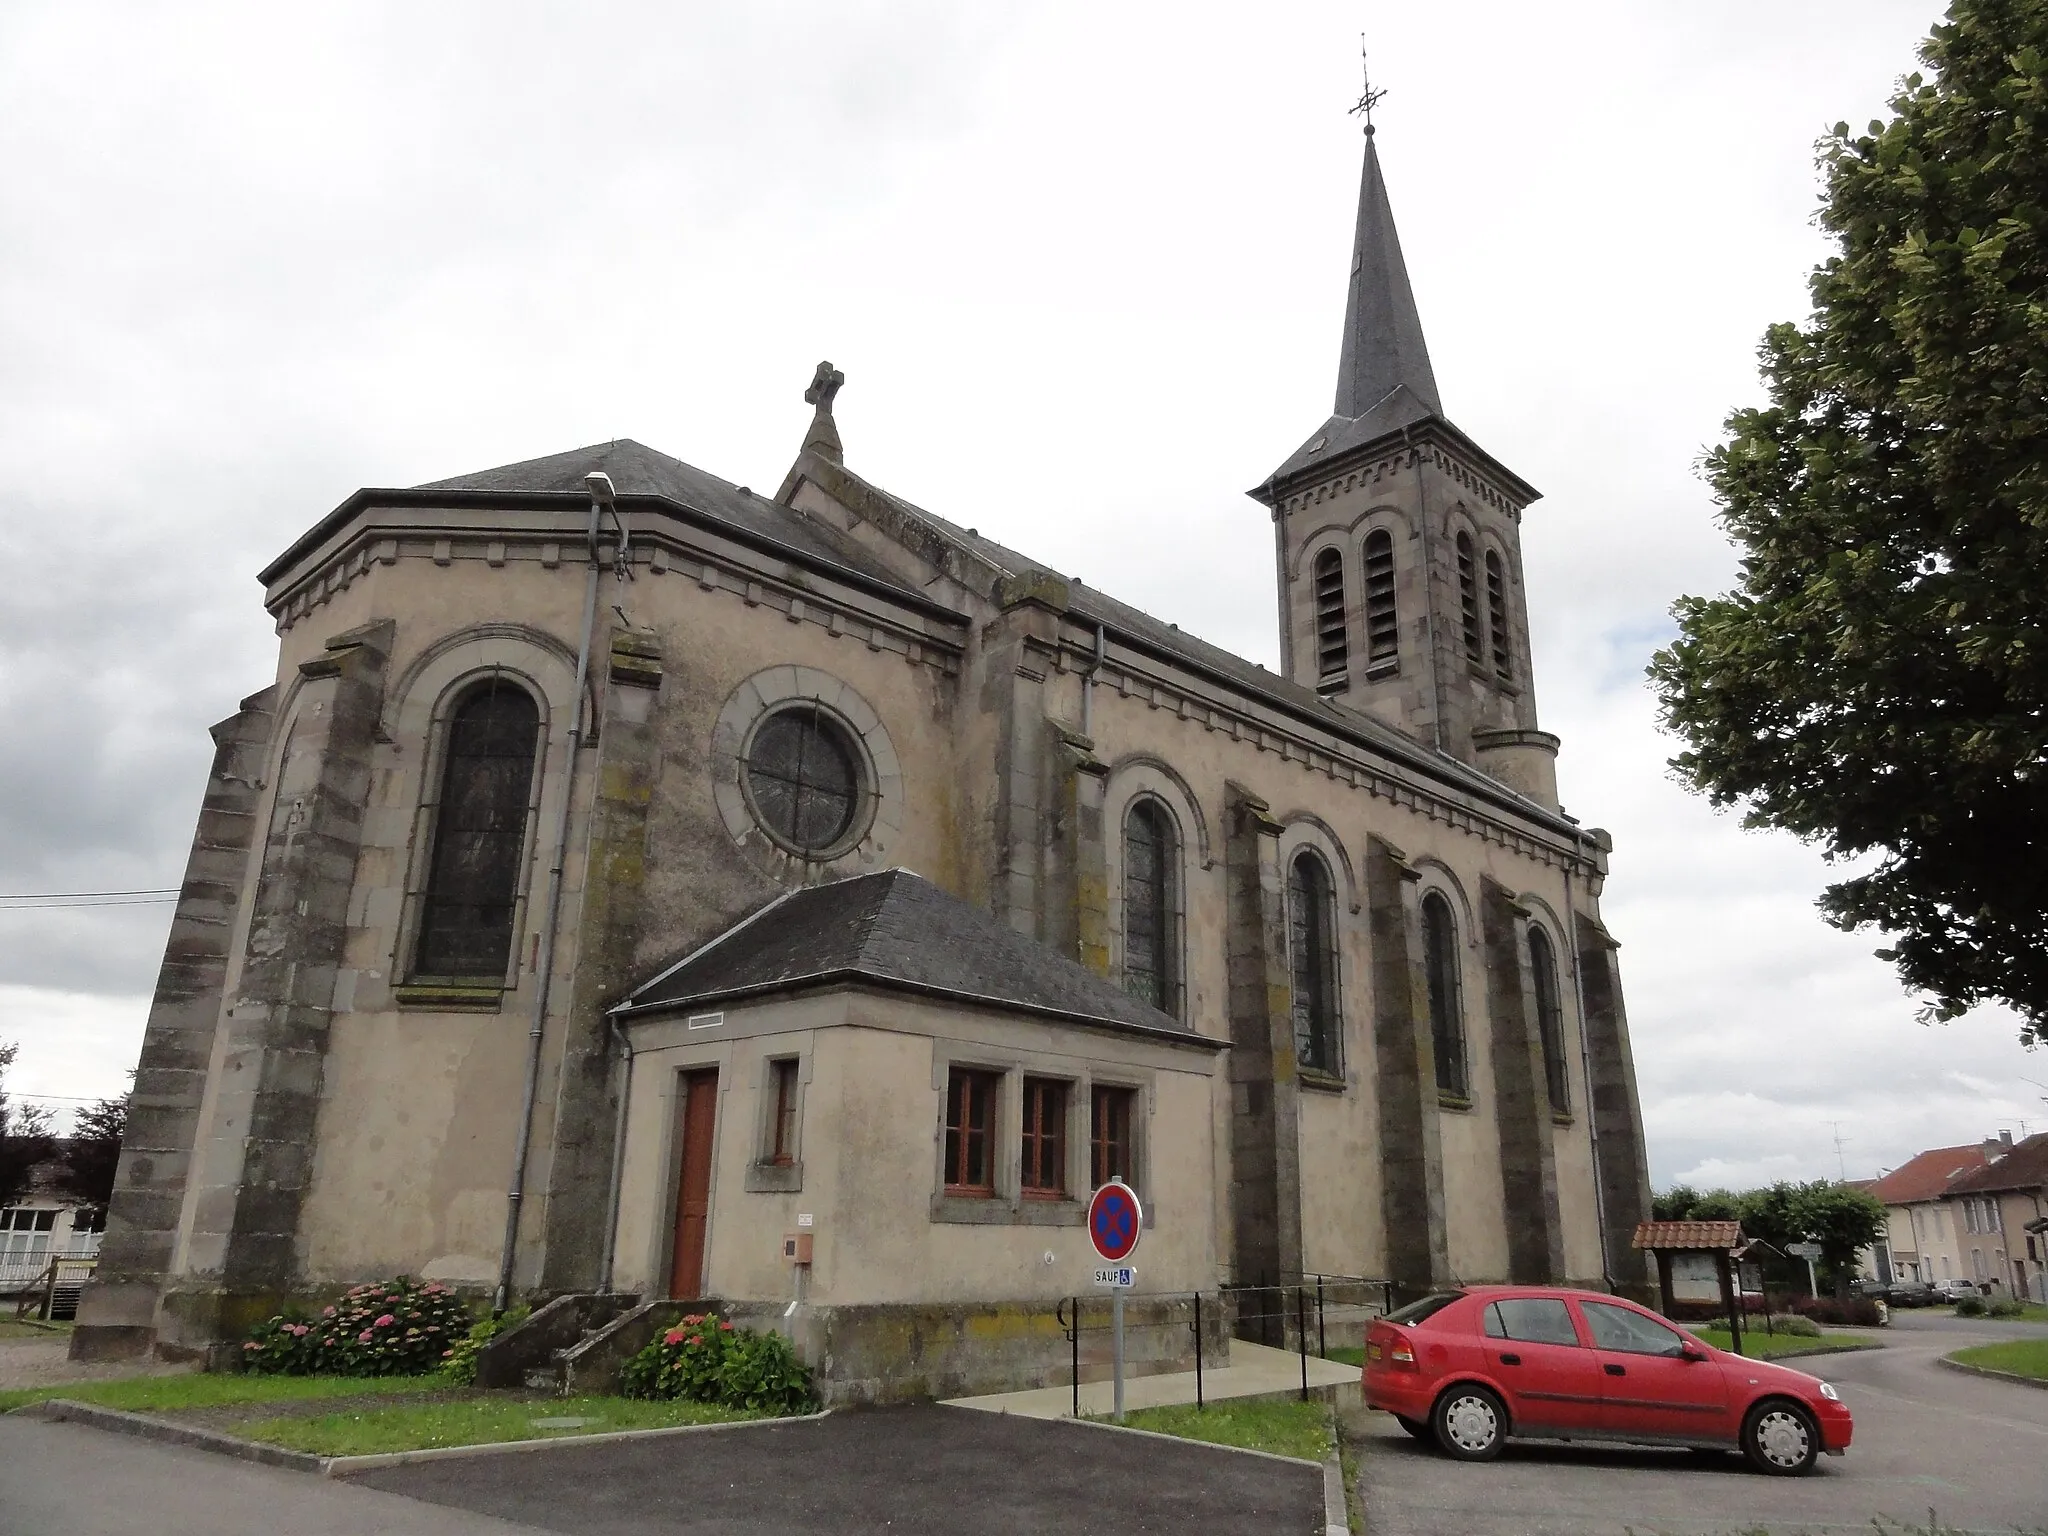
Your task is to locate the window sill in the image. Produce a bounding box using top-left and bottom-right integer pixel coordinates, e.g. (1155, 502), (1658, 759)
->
(1363, 659), (1400, 681)
(1550, 1110), (1576, 1128)
(1299, 1069), (1348, 1095)
(744, 1160), (804, 1194)
(931, 1195), (1088, 1227)
(394, 984), (505, 1012)
(1437, 1092), (1474, 1113)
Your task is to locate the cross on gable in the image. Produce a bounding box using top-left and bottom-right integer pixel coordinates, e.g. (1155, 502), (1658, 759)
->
(805, 361), (844, 411)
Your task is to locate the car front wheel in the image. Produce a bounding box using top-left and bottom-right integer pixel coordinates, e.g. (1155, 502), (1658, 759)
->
(1741, 1399), (1820, 1476)
(1432, 1384), (1506, 1461)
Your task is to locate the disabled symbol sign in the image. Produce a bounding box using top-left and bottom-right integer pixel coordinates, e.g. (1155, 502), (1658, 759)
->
(1087, 1180), (1143, 1264)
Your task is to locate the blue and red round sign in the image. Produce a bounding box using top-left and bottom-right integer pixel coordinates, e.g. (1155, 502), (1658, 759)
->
(1087, 1180), (1143, 1264)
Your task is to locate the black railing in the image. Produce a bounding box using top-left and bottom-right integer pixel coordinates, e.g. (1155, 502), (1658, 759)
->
(1057, 1274), (1391, 1414)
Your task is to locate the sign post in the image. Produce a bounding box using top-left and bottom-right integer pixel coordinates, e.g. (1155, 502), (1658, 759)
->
(1087, 1179), (1143, 1422)
(1786, 1240), (1823, 1299)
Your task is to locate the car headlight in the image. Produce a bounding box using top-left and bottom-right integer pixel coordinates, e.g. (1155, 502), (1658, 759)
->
(1818, 1381), (1841, 1402)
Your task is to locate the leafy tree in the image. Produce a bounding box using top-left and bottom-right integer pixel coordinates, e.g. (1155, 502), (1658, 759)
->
(1648, 0), (2048, 1045)
(1797, 1181), (1891, 1296)
(53, 1093), (127, 1227)
(0, 1040), (57, 1211)
(1653, 1185), (1742, 1221)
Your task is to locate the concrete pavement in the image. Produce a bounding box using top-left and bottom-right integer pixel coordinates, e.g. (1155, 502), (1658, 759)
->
(1350, 1322), (2048, 1535)
(947, 1337), (1358, 1418)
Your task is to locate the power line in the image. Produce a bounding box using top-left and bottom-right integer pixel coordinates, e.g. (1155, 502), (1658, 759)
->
(0, 897), (179, 910)
(0, 888), (180, 900)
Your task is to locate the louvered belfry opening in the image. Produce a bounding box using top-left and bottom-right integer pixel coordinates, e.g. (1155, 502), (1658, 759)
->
(1312, 547), (1349, 685)
(415, 676), (541, 979)
(1485, 550), (1514, 683)
(1456, 533), (1482, 665)
(1362, 529), (1399, 671)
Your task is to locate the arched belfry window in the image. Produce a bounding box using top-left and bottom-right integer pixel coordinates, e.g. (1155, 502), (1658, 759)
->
(1485, 550), (1514, 683)
(1287, 851), (1340, 1075)
(414, 678), (541, 979)
(1311, 548), (1349, 685)
(1421, 892), (1467, 1099)
(1362, 529), (1398, 672)
(1456, 532), (1482, 665)
(1122, 799), (1180, 1016)
(1529, 927), (1570, 1115)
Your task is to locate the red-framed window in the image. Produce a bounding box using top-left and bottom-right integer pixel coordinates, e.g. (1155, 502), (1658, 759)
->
(768, 1059), (799, 1166)
(944, 1068), (998, 1195)
(1020, 1078), (1068, 1199)
(1090, 1085), (1135, 1190)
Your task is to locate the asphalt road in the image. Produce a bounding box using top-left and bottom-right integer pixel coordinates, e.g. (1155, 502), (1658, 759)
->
(1351, 1322), (2048, 1535)
(0, 1403), (1323, 1536)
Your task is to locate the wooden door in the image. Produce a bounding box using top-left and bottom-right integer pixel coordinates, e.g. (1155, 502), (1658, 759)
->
(668, 1069), (719, 1299)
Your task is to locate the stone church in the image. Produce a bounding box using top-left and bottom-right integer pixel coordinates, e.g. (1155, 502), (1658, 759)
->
(75, 126), (1653, 1388)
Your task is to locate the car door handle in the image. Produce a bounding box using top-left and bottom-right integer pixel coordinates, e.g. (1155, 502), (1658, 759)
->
(1604, 1364), (1626, 1377)
(1497, 1353), (1521, 1366)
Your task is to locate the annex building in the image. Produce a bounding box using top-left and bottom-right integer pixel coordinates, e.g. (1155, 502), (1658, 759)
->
(74, 126), (1654, 1392)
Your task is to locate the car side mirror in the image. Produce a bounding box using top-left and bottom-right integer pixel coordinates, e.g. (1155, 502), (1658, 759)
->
(1679, 1343), (1707, 1362)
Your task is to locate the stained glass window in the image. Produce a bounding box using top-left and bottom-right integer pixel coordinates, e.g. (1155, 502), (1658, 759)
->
(1288, 852), (1339, 1075)
(415, 678), (540, 978)
(1529, 928), (1570, 1114)
(1422, 892), (1467, 1098)
(746, 706), (859, 853)
(1123, 800), (1177, 1013)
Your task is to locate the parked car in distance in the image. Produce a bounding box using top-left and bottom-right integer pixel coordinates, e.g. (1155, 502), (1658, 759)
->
(1931, 1278), (1985, 1302)
(1883, 1279), (1936, 1307)
(1363, 1286), (1853, 1476)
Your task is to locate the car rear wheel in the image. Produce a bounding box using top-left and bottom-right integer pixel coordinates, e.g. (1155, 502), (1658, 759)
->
(1394, 1414), (1432, 1442)
(1432, 1384), (1506, 1461)
(1741, 1399), (1819, 1476)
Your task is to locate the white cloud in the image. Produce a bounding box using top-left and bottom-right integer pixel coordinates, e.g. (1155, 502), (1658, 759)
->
(1, 0), (2037, 1186)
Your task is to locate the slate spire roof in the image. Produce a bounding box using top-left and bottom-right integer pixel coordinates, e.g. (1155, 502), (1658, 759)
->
(618, 869), (1218, 1046)
(1335, 131), (1440, 421)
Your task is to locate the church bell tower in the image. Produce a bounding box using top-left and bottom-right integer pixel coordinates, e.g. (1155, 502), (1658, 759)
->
(1250, 121), (1561, 809)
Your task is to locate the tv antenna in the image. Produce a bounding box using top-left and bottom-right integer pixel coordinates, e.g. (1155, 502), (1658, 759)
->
(1829, 1120), (1851, 1181)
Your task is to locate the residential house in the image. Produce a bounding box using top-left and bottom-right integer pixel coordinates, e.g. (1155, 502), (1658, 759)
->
(1, 1143), (106, 1306)
(1863, 1141), (1991, 1287)
(1941, 1131), (2048, 1303)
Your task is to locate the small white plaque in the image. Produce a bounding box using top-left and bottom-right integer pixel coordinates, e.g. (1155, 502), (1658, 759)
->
(796, 1213), (814, 1228)
(1092, 1265), (1137, 1290)
(686, 1012), (725, 1031)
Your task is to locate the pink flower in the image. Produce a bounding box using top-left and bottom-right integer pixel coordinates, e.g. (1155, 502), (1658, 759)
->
(291, 1324), (310, 1336)
(358, 1330), (374, 1343)
(323, 1306), (337, 1318)
(719, 1322), (734, 1331)
(244, 1341), (258, 1350)
(664, 1328), (686, 1346)
(374, 1314), (396, 1328)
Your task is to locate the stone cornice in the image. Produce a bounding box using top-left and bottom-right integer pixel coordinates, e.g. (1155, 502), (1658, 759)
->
(268, 512), (968, 678)
(1256, 419), (1538, 523)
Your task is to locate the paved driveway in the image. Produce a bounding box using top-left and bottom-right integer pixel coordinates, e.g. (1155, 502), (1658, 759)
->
(1352, 1322), (2048, 1535)
(352, 1404), (1322, 1535)
(0, 1401), (1323, 1536)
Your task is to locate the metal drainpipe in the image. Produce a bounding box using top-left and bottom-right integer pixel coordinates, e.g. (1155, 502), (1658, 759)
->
(1080, 622), (1105, 737)
(1563, 855), (1616, 1292)
(493, 485), (611, 1315)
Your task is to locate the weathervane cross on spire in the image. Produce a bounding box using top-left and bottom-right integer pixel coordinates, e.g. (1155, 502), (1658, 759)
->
(1349, 40), (1386, 136)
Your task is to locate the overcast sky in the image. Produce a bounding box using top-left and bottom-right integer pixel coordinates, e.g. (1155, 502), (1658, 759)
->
(1, 2), (2039, 1186)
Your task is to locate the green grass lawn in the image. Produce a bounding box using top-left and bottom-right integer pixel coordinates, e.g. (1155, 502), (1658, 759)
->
(234, 1394), (769, 1457)
(1324, 1346), (1365, 1368)
(1936, 1301), (2048, 1324)
(1694, 1327), (1876, 1360)
(1948, 1338), (2048, 1380)
(0, 1372), (448, 1416)
(1096, 1398), (1333, 1463)
(0, 1319), (73, 1342)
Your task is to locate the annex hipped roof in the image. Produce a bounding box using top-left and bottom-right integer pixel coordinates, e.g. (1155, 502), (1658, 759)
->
(1865, 1142), (1993, 1207)
(619, 869), (1220, 1047)
(1631, 1220), (1744, 1253)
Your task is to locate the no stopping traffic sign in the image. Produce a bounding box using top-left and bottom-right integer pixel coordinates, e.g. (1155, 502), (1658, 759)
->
(1087, 1180), (1143, 1264)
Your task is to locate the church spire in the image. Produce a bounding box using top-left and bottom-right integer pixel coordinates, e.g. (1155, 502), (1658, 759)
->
(1333, 127), (1440, 420)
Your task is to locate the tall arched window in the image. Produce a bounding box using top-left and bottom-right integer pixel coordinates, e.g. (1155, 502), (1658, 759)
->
(414, 677), (541, 979)
(1362, 529), (1399, 670)
(1421, 892), (1467, 1099)
(1311, 548), (1349, 684)
(1485, 550), (1514, 683)
(1122, 799), (1179, 1015)
(1288, 851), (1340, 1075)
(1455, 533), (1482, 664)
(1528, 927), (1570, 1115)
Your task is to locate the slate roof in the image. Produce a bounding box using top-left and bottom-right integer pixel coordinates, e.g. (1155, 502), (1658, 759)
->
(619, 869), (1219, 1046)
(415, 438), (920, 594)
(1334, 135), (1440, 422)
(1945, 1132), (2048, 1196)
(1631, 1220), (1745, 1253)
(1865, 1143), (1992, 1207)
(832, 463), (1577, 833)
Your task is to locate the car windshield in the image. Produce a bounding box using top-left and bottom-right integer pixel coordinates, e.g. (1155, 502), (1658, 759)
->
(1383, 1292), (1464, 1327)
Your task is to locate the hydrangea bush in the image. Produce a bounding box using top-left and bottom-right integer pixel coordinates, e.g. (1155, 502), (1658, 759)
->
(620, 1312), (815, 1413)
(242, 1277), (473, 1376)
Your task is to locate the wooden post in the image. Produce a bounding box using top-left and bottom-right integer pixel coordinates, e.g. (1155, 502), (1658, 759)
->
(1715, 1253), (1744, 1358)
(1655, 1251), (1676, 1316)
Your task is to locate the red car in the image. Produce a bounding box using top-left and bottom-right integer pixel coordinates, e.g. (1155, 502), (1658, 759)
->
(1362, 1286), (1852, 1476)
